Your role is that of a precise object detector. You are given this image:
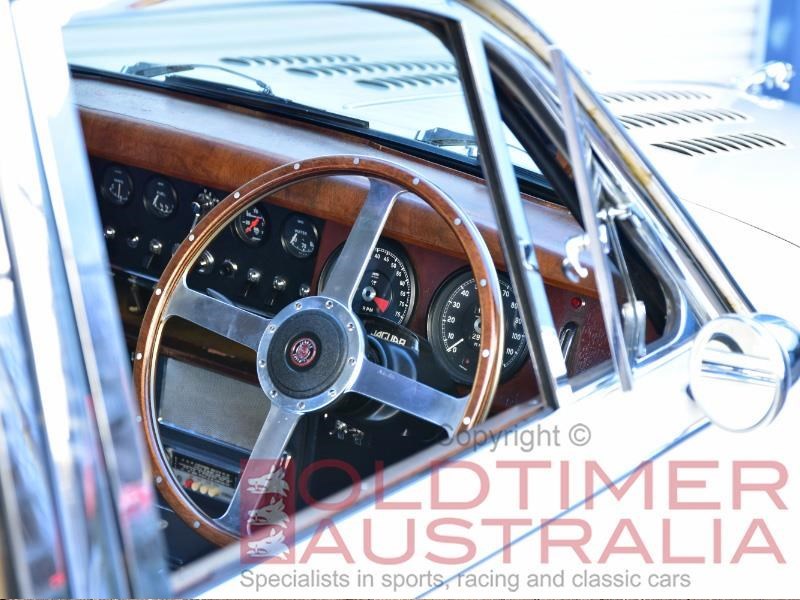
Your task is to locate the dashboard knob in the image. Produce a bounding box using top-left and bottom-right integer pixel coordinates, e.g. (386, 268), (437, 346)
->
(298, 283), (311, 297)
(197, 251), (215, 275)
(272, 275), (287, 291)
(104, 226), (116, 240)
(126, 234), (140, 249)
(246, 268), (262, 284)
(148, 239), (163, 255)
(221, 259), (238, 278)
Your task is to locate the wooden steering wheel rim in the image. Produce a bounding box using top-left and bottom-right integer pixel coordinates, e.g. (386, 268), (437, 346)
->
(133, 155), (504, 545)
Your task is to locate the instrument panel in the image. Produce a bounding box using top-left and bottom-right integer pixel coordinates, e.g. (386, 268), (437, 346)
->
(93, 159), (323, 316)
(93, 158), (593, 392)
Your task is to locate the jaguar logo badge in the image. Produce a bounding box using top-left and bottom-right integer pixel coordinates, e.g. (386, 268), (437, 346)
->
(288, 336), (318, 369)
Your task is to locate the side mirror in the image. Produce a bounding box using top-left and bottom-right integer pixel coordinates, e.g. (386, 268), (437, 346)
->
(690, 314), (800, 431)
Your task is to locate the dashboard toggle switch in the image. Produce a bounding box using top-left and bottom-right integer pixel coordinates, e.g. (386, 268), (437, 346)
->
(242, 267), (262, 297)
(143, 238), (163, 270)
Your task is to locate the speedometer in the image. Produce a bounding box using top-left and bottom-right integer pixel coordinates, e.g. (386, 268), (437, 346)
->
(319, 239), (416, 325)
(428, 270), (528, 384)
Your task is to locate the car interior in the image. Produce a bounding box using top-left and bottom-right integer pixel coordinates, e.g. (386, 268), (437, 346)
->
(62, 3), (670, 569)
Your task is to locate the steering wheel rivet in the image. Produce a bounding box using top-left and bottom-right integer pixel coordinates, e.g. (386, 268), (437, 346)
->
(479, 278), (487, 287)
(412, 177), (420, 185)
(135, 352), (143, 360)
(325, 300), (334, 309)
(193, 521), (200, 529)
(233, 191), (240, 199)
(353, 157), (360, 165)
(155, 475), (163, 484)
(293, 163), (301, 170)
(188, 234), (195, 242)
(154, 288), (162, 296)
(482, 349), (490, 358)
(463, 416), (472, 426)
(454, 217), (462, 226)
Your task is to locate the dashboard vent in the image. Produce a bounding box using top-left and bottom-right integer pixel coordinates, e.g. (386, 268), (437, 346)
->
(355, 72), (460, 90)
(219, 54), (361, 67)
(602, 89), (713, 104)
(618, 108), (748, 129)
(651, 133), (786, 156)
(286, 60), (455, 78)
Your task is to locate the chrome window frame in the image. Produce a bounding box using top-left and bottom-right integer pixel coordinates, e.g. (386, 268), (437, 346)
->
(0, 0), (168, 596)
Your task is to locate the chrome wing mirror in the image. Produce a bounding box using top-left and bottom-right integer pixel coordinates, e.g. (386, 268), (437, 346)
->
(690, 314), (800, 431)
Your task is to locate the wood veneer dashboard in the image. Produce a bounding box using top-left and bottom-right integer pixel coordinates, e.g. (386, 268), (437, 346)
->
(74, 75), (610, 412)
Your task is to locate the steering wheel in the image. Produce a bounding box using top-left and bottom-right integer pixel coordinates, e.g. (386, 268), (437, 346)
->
(134, 155), (504, 544)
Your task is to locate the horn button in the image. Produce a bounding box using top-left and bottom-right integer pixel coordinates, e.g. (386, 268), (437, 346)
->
(257, 296), (363, 411)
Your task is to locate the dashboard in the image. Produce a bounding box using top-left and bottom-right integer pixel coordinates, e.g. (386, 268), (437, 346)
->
(94, 156), (603, 404)
(77, 74), (611, 565)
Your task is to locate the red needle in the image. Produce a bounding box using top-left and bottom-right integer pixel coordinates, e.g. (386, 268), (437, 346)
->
(245, 217), (262, 233)
(373, 297), (390, 313)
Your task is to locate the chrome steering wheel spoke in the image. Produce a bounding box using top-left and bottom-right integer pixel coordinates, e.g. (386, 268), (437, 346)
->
(164, 278), (270, 351)
(350, 359), (466, 434)
(320, 178), (402, 306)
(215, 404), (302, 535)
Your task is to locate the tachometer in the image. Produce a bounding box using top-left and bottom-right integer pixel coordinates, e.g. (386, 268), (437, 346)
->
(428, 270), (527, 384)
(320, 239), (416, 325)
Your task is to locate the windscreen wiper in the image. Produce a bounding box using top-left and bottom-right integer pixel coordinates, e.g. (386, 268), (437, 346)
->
(98, 62), (368, 130)
(416, 127), (478, 156)
(124, 61), (272, 94)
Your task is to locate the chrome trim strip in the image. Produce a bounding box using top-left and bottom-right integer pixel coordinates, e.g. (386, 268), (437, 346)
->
(451, 18), (573, 407)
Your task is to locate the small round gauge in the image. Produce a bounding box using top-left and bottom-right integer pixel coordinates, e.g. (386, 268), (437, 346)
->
(233, 205), (269, 246)
(320, 240), (416, 325)
(100, 165), (133, 206)
(428, 270), (528, 384)
(142, 177), (178, 219)
(281, 214), (319, 259)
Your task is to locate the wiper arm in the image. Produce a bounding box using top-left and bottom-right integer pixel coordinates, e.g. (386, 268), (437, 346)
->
(124, 61), (272, 95)
(87, 62), (368, 130)
(417, 126), (476, 151)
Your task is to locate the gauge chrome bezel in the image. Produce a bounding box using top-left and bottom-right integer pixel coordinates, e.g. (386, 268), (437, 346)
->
(318, 237), (417, 326)
(280, 212), (320, 259)
(100, 164), (134, 206)
(142, 175), (178, 219)
(232, 202), (270, 246)
(427, 267), (528, 385)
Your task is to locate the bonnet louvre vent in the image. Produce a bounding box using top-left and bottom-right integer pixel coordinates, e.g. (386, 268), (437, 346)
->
(602, 89), (712, 104)
(618, 108), (748, 129)
(220, 54), (361, 67)
(286, 60), (455, 78)
(651, 133), (786, 156)
(355, 72), (460, 90)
